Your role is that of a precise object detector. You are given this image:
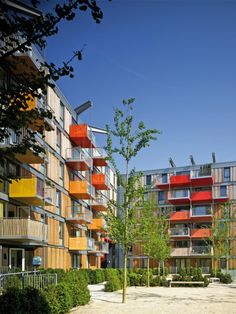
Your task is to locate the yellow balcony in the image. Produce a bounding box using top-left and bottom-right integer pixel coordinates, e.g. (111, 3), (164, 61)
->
(0, 218), (48, 243)
(9, 177), (53, 206)
(88, 218), (107, 232)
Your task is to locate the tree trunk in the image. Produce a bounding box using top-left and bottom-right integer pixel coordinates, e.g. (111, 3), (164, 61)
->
(147, 257), (150, 287)
(162, 260), (165, 276)
(158, 261), (161, 276)
(122, 248), (127, 303)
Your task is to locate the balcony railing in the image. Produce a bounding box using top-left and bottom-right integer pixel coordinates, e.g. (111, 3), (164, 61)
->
(95, 241), (109, 254)
(87, 238), (96, 251)
(191, 246), (211, 255)
(89, 196), (108, 211)
(169, 190), (190, 199)
(0, 218), (48, 242)
(191, 206), (212, 217)
(92, 147), (108, 167)
(66, 148), (92, 171)
(69, 124), (96, 148)
(170, 227), (190, 236)
(170, 247), (190, 257)
(66, 206), (92, 224)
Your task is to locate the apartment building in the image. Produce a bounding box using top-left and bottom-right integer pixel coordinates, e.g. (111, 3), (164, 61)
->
(0, 24), (116, 271)
(127, 160), (236, 277)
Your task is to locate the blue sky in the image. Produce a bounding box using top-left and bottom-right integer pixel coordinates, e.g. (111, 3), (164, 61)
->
(44, 0), (236, 172)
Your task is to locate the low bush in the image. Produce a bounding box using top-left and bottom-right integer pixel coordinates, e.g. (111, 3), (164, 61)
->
(219, 273), (232, 284)
(0, 287), (50, 314)
(203, 276), (210, 287)
(104, 269), (121, 292)
(150, 275), (161, 286)
(128, 272), (142, 286)
(4, 275), (22, 290)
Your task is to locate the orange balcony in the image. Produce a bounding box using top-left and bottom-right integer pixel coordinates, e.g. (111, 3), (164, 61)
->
(69, 180), (95, 200)
(191, 191), (212, 203)
(168, 190), (190, 205)
(93, 148), (108, 167)
(24, 96), (54, 131)
(69, 237), (96, 251)
(89, 196), (108, 212)
(92, 173), (110, 190)
(191, 170), (213, 187)
(170, 175), (190, 188)
(88, 218), (107, 232)
(66, 206), (92, 224)
(191, 228), (212, 238)
(69, 124), (95, 148)
(170, 211), (190, 222)
(66, 148), (92, 171)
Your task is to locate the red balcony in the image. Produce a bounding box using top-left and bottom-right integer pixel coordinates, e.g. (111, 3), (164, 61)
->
(191, 170), (213, 187)
(92, 173), (110, 190)
(168, 190), (190, 205)
(170, 175), (190, 188)
(191, 228), (211, 238)
(191, 191), (212, 203)
(170, 211), (190, 222)
(69, 124), (95, 148)
(93, 148), (108, 167)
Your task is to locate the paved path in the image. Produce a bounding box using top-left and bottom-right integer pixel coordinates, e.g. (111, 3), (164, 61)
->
(72, 282), (236, 314)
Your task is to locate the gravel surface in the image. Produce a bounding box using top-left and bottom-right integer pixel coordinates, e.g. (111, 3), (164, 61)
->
(72, 282), (236, 314)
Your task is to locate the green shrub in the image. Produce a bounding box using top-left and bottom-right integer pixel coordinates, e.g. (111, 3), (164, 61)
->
(128, 272), (142, 286)
(0, 287), (23, 314)
(219, 273), (232, 284)
(43, 283), (72, 314)
(172, 274), (180, 281)
(63, 270), (90, 306)
(140, 271), (153, 286)
(21, 287), (50, 313)
(4, 275), (22, 290)
(150, 275), (161, 286)
(160, 276), (168, 287)
(203, 276), (210, 287)
(104, 269), (121, 292)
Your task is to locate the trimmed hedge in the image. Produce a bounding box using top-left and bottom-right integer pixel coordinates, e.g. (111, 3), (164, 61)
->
(104, 269), (121, 292)
(0, 269), (91, 314)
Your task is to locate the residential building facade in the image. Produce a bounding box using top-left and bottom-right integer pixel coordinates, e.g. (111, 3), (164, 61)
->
(0, 35), (116, 272)
(126, 161), (236, 277)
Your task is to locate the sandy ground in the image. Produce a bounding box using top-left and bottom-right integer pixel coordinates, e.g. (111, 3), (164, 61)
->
(72, 282), (236, 314)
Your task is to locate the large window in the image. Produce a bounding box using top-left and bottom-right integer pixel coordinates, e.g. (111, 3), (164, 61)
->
(59, 101), (65, 128)
(158, 191), (164, 202)
(146, 175), (151, 187)
(56, 128), (61, 154)
(59, 222), (64, 245)
(56, 190), (61, 215)
(220, 185), (227, 197)
(59, 162), (64, 186)
(223, 167), (230, 182)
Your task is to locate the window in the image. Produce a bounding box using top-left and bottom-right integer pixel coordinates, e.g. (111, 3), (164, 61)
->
(59, 101), (65, 128)
(223, 167), (230, 182)
(158, 191), (164, 202)
(56, 190), (61, 214)
(56, 128), (61, 154)
(146, 175), (151, 187)
(220, 185), (227, 197)
(59, 222), (64, 245)
(174, 241), (189, 248)
(162, 173), (167, 183)
(59, 162), (64, 186)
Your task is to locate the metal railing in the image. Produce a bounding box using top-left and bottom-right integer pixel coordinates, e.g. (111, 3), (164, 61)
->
(168, 190), (190, 199)
(66, 148), (92, 168)
(170, 227), (190, 236)
(66, 205), (92, 223)
(191, 169), (212, 178)
(191, 246), (211, 255)
(0, 271), (57, 290)
(191, 206), (212, 216)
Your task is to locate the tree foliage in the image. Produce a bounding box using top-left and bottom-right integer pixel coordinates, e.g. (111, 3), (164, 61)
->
(0, 0), (105, 181)
(105, 98), (159, 302)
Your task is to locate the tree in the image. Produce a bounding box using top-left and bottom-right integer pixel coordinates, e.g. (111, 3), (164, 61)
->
(105, 98), (159, 303)
(0, 0), (105, 181)
(209, 202), (233, 276)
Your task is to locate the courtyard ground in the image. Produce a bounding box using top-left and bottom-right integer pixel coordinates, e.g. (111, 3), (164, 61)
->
(73, 282), (236, 314)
